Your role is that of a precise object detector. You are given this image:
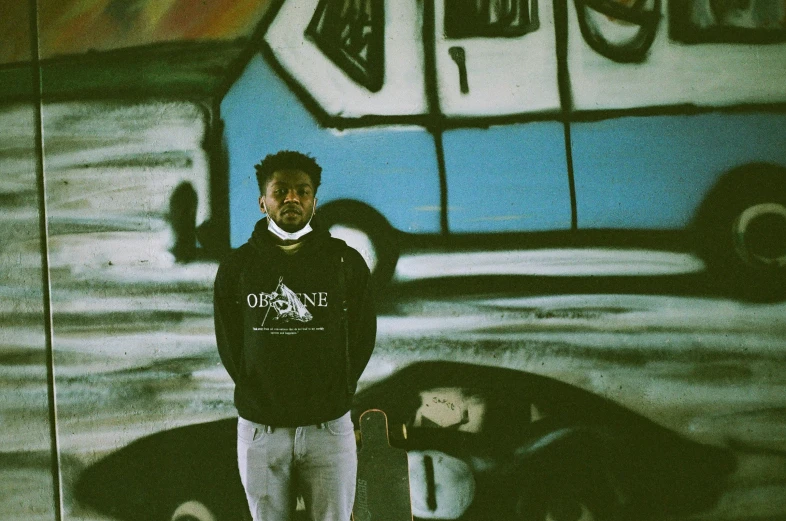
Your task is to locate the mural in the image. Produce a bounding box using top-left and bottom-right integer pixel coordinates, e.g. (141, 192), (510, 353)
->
(223, 0), (786, 296)
(1, 7), (54, 519)
(2, 0), (786, 520)
(74, 363), (737, 520)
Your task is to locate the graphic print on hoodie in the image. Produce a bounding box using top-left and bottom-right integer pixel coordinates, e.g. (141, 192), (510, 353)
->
(251, 276), (320, 332)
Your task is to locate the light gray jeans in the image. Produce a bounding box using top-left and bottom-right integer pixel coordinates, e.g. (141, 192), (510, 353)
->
(237, 412), (357, 521)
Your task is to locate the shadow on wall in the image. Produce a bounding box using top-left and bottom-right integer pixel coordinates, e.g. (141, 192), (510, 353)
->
(169, 182), (198, 262)
(74, 419), (248, 521)
(74, 362), (735, 521)
(169, 178), (228, 262)
(169, 117), (232, 263)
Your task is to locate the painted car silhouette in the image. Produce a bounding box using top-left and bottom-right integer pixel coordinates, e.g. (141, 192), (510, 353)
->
(75, 362), (735, 521)
(218, 0), (786, 296)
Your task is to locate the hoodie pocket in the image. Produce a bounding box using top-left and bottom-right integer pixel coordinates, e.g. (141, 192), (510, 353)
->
(326, 412), (354, 436)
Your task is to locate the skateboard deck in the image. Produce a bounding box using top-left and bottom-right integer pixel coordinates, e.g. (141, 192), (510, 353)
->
(354, 409), (412, 521)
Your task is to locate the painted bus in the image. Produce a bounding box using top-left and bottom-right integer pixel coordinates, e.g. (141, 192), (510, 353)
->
(220, 0), (786, 294)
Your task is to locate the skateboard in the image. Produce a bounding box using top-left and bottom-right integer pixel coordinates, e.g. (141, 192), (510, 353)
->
(354, 409), (412, 521)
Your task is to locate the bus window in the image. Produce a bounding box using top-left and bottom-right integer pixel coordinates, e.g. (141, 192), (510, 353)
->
(574, 0), (661, 62)
(444, 0), (539, 38)
(306, 0), (385, 92)
(670, 0), (786, 43)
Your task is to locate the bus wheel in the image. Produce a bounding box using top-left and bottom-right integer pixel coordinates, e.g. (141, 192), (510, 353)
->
(317, 201), (400, 292)
(697, 165), (786, 300)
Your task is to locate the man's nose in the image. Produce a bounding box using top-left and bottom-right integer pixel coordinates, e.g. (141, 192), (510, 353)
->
(284, 190), (300, 203)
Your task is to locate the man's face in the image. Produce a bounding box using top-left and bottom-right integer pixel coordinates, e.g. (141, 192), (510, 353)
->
(260, 169), (317, 233)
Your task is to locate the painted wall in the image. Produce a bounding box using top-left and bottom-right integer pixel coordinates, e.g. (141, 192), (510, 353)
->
(2, 1), (786, 521)
(0, 95), (57, 521)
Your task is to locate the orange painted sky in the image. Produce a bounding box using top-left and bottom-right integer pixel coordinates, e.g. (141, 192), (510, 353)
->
(0, 0), (272, 64)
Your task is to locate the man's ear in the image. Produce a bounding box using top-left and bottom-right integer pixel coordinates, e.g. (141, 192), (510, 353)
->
(313, 197), (318, 215)
(259, 197), (267, 214)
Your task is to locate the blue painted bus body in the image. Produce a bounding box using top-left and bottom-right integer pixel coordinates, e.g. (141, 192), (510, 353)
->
(222, 56), (442, 247)
(222, 55), (786, 247)
(571, 113), (786, 229)
(443, 124), (572, 233)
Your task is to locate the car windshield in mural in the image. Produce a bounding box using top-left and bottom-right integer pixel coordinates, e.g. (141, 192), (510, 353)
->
(672, 0), (786, 42)
(2, 0), (785, 520)
(306, 0), (385, 92)
(444, 0), (540, 38)
(574, 0), (662, 62)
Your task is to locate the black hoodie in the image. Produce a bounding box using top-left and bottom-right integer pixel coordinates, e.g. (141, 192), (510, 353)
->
(213, 219), (376, 426)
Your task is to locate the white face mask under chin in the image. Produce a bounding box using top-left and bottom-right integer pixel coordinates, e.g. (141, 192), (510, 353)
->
(266, 214), (313, 241)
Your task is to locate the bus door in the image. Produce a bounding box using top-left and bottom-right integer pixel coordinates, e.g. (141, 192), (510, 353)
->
(431, 0), (572, 234)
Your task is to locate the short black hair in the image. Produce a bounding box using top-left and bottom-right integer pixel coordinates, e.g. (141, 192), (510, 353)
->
(254, 150), (322, 195)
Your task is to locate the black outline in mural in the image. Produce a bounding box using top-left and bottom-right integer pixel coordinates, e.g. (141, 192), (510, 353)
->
(0, 62), (35, 102)
(403, 228), (691, 250)
(444, 0), (541, 39)
(0, 40), (245, 103)
(424, 0), (452, 236)
(305, 0), (385, 93)
(574, 0), (661, 63)
(569, 102), (786, 121)
(554, 0), (579, 230)
(27, 1), (65, 519)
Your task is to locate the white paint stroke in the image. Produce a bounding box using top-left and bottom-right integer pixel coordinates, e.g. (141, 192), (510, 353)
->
(395, 248), (706, 280)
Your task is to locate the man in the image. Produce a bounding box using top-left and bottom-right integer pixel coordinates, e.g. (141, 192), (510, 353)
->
(213, 150), (377, 521)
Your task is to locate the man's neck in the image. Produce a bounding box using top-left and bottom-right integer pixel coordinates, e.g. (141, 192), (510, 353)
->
(269, 232), (309, 255)
(267, 231), (304, 246)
